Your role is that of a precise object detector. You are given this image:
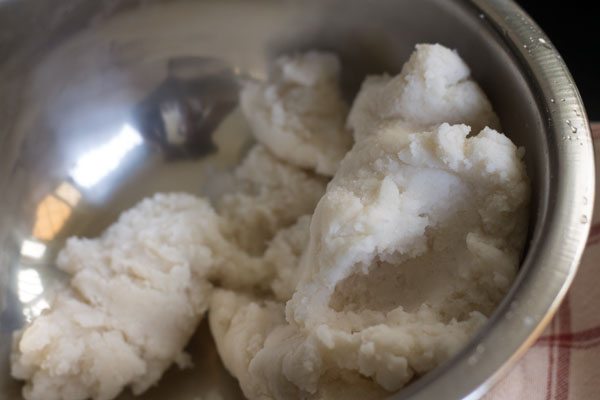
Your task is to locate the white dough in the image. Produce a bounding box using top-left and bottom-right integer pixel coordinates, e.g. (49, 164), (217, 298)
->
(347, 44), (500, 141)
(11, 178), (322, 400)
(209, 290), (389, 400)
(263, 215), (311, 302)
(240, 52), (352, 176)
(210, 121), (528, 399)
(217, 145), (326, 257)
(209, 290), (286, 399)
(11, 194), (220, 400)
(286, 122), (529, 390)
(211, 122), (528, 399)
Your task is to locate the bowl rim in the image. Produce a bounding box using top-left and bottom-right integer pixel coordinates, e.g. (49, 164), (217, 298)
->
(392, 1), (595, 399)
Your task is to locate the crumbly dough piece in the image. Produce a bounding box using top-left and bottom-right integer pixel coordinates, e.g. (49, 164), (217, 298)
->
(285, 123), (529, 390)
(208, 46), (527, 398)
(11, 185), (319, 400)
(11, 194), (220, 400)
(263, 215), (311, 302)
(217, 145), (326, 257)
(290, 123), (528, 323)
(240, 52), (352, 176)
(208, 290), (389, 400)
(11, 144), (327, 400)
(209, 290), (285, 399)
(210, 123), (528, 399)
(347, 44), (500, 141)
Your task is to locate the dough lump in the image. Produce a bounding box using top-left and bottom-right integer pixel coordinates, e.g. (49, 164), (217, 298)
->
(11, 194), (220, 400)
(217, 145), (326, 258)
(347, 44), (500, 141)
(212, 122), (528, 398)
(240, 52), (352, 176)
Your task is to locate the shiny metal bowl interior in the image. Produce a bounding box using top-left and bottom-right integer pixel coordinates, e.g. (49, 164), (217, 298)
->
(0, 0), (595, 399)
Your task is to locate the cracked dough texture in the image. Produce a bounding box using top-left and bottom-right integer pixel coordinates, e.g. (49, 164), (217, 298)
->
(211, 44), (528, 399)
(347, 44), (500, 141)
(240, 52), (352, 176)
(11, 194), (220, 400)
(211, 121), (529, 399)
(10, 160), (322, 400)
(286, 122), (529, 391)
(10, 147), (326, 400)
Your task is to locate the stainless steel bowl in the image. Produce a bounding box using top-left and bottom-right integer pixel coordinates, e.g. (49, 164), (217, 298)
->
(0, 0), (595, 399)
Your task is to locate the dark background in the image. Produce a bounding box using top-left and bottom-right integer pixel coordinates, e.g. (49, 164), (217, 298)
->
(519, 1), (599, 120)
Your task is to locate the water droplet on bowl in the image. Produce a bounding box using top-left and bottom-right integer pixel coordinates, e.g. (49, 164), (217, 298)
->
(538, 37), (551, 49)
(550, 98), (555, 103)
(581, 215), (588, 224)
(566, 120), (577, 133)
(560, 98), (566, 102)
(479, 13), (485, 19)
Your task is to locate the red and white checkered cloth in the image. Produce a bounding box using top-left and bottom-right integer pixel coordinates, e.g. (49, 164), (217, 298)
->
(485, 124), (600, 400)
